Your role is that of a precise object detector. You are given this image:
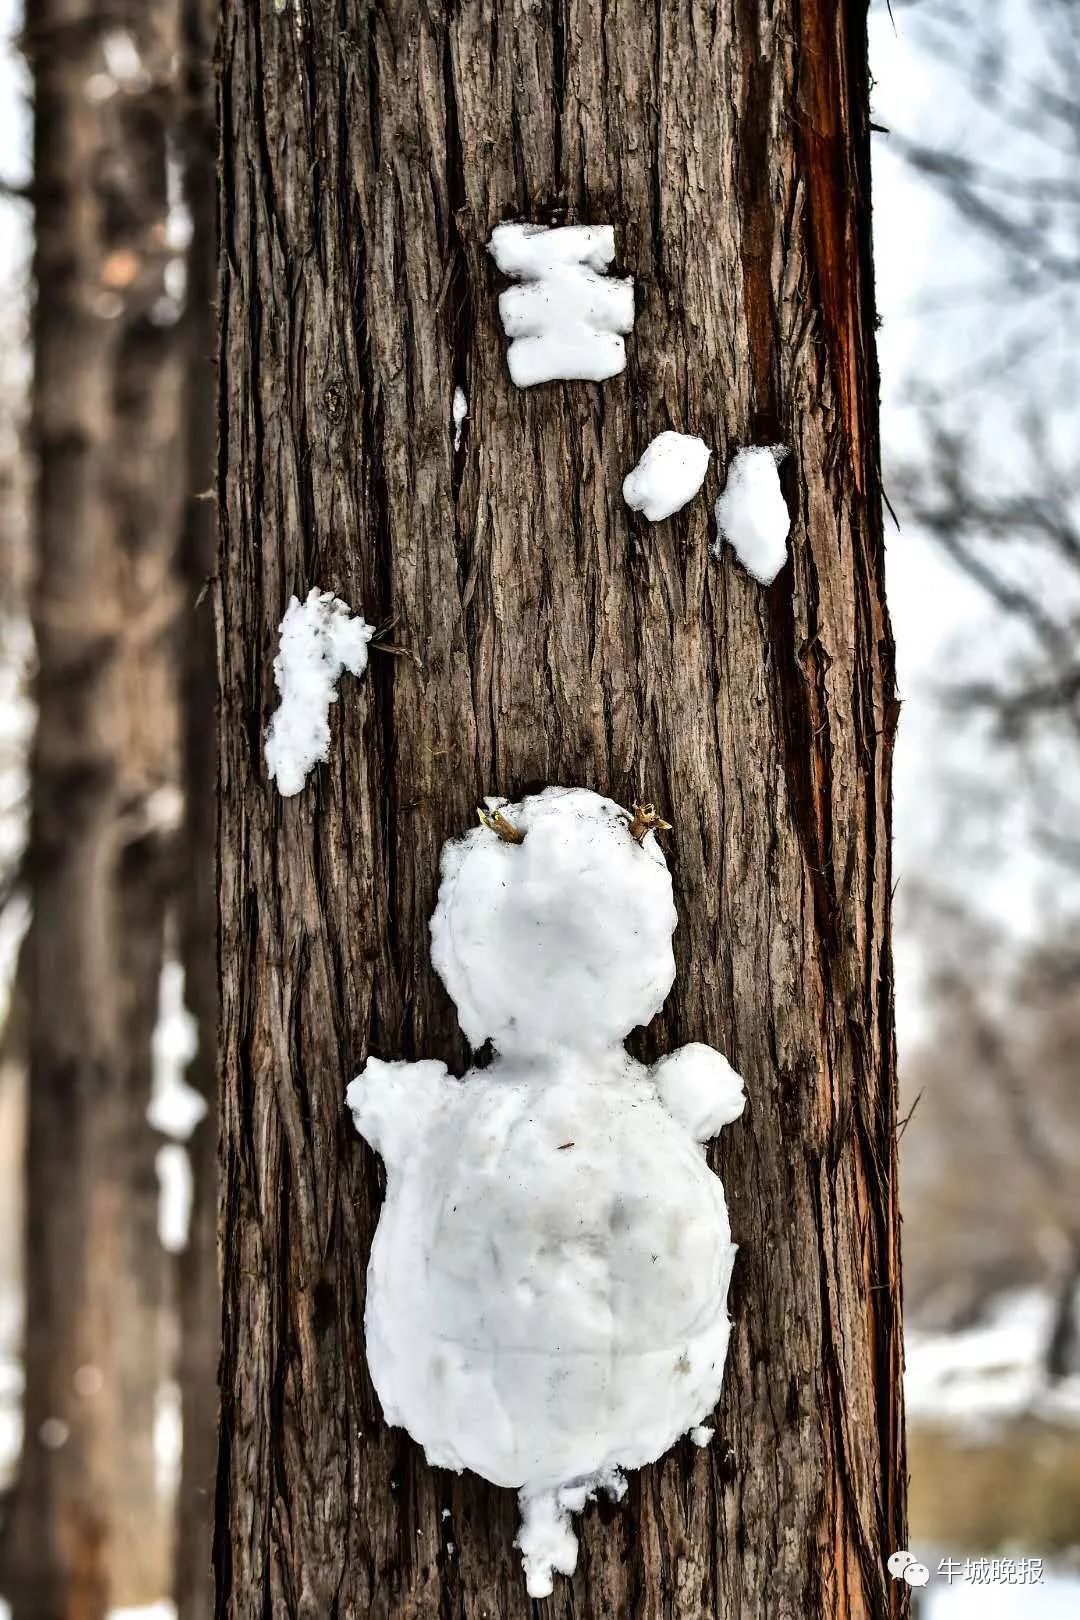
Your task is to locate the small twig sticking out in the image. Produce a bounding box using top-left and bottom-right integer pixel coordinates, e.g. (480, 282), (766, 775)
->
(371, 616), (423, 670)
(372, 640), (423, 670)
(627, 802), (672, 844)
(477, 807), (525, 844)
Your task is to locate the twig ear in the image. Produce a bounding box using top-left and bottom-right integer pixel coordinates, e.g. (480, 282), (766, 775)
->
(477, 807), (525, 843)
(627, 802), (672, 844)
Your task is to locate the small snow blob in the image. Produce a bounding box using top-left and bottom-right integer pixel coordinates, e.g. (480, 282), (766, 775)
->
(452, 386), (467, 450)
(690, 1424), (714, 1448)
(713, 446), (791, 584)
(348, 786), (745, 1598)
(264, 588), (373, 797)
(622, 431), (711, 522)
(488, 223), (635, 387)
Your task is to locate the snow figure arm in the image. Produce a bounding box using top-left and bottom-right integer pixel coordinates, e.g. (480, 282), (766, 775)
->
(346, 1056), (451, 1172)
(651, 1042), (745, 1142)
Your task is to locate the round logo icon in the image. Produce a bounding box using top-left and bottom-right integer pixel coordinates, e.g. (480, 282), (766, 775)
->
(887, 1550), (915, 1578)
(904, 1562), (931, 1588)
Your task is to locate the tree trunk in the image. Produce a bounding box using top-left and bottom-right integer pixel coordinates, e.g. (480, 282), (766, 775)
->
(173, 1), (221, 1614)
(215, 3), (907, 1617)
(4, 4), (182, 1614)
(101, 87), (187, 1585)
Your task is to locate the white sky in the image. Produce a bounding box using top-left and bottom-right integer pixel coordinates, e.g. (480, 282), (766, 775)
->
(870, 6), (996, 1039)
(869, 1), (1078, 1043)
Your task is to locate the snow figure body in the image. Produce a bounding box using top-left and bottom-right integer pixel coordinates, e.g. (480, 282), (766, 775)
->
(347, 787), (745, 1598)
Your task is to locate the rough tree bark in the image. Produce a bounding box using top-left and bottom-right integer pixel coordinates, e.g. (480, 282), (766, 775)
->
(173, 0), (222, 1614)
(3, 3), (182, 1614)
(216, 3), (907, 1617)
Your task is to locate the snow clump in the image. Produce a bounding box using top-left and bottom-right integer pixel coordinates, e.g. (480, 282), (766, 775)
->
(622, 431), (711, 522)
(347, 786), (745, 1598)
(713, 446), (791, 583)
(488, 223), (635, 387)
(264, 588), (373, 797)
(452, 387), (467, 450)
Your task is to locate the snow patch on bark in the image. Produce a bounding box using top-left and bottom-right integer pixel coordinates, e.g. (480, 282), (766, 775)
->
(488, 223), (635, 387)
(622, 432), (711, 522)
(264, 588), (373, 797)
(452, 387), (467, 450)
(713, 446), (791, 583)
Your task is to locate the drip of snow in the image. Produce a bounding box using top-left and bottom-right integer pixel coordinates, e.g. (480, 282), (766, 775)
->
(689, 1423), (713, 1447)
(517, 1471), (626, 1599)
(452, 387), (468, 450)
(713, 446), (791, 584)
(264, 588), (373, 797)
(348, 787), (744, 1597)
(488, 224), (635, 387)
(622, 432), (711, 522)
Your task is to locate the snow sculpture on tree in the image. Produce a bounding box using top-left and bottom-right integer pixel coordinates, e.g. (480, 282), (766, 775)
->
(488, 223), (636, 387)
(347, 786), (745, 1598)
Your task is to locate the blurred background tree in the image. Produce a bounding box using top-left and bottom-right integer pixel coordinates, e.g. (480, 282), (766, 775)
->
(0, 3), (216, 1618)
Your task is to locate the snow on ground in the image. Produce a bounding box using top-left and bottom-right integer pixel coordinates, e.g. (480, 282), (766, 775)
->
(0, 1607), (174, 1620)
(488, 223), (635, 387)
(923, 1566), (1080, 1617)
(264, 588), (373, 797)
(622, 431), (711, 522)
(906, 1290), (1080, 1432)
(713, 446), (790, 583)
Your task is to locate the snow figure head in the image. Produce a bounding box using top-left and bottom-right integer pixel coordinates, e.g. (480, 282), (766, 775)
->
(347, 786), (746, 1598)
(430, 787), (677, 1055)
